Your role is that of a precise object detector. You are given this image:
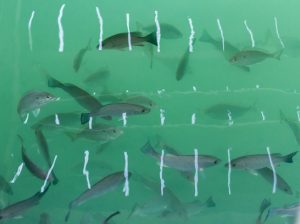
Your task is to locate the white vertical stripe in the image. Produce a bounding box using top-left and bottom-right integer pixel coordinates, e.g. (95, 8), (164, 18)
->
(217, 18), (225, 51)
(83, 150), (91, 189)
(188, 18), (195, 52)
(122, 112), (127, 127)
(96, 7), (103, 50)
(266, 147), (277, 194)
(55, 113), (60, 125)
(194, 149), (199, 197)
(154, 10), (161, 52)
(88, 117), (93, 130)
(23, 113), (29, 124)
(10, 163), (24, 183)
(41, 155), (58, 193)
(28, 11), (35, 51)
(58, 4), (66, 52)
(126, 13), (132, 51)
(227, 148), (232, 195)
(244, 20), (255, 48)
(160, 150), (165, 196)
(123, 152), (129, 196)
(274, 17), (285, 48)
(261, 111), (266, 121)
(160, 109), (165, 126)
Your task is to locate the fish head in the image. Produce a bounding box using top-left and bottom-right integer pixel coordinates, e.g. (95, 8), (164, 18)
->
(35, 92), (59, 105)
(101, 40), (114, 49)
(213, 158), (222, 165)
(107, 127), (123, 139)
(138, 106), (151, 114)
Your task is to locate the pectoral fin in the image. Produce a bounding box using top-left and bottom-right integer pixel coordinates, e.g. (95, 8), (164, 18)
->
(32, 108), (40, 117)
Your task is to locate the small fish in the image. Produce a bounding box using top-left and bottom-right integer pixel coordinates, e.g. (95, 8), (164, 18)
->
(0, 176), (13, 195)
(138, 22), (183, 39)
(83, 68), (110, 86)
(98, 32), (157, 49)
(229, 49), (282, 66)
(19, 135), (57, 184)
(65, 123), (123, 142)
(47, 75), (103, 112)
(102, 211), (120, 224)
(81, 103), (150, 124)
(256, 199), (271, 224)
(176, 44), (193, 81)
(39, 212), (51, 224)
(266, 202), (300, 220)
(73, 39), (91, 73)
(17, 91), (58, 118)
(225, 151), (298, 170)
(65, 171), (131, 222)
(257, 167), (293, 195)
(0, 185), (50, 221)
(280, 110), (300, 145)
(141, 141), (221, 171)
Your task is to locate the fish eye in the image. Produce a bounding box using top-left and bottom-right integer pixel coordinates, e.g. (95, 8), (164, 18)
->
(231, 163), (236, 167)
(141, 109), (146, 113)
(214, 160), (218, 164)
(113, 129), (116, 133)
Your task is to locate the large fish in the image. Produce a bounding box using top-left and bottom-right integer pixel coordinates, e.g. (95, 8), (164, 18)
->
(137, 22), (183, 39)
(98, 32), (157, 49)
(47, 75), (102, 112)
(225, 151), (297, 170)
(65, 171), (131, 222)
(141, 140), (221, 171)
(81, 103), (150, 124)
(17, 91), (58, 118)
(256, 167), (293, 195)
(0, 176), (13, 195)
(19, 135), (58, 184)
(280, 110), (300, 145)
(0, 185), (49, 221)
(73, 39), (91, 73)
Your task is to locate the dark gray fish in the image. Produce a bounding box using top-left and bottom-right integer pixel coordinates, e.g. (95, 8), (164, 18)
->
(0, 176), (13, 195)
(256, 199), (271, 224)
(141, 141), (221, 171)
(176, 42), (194, 81)
(17, 91), (58, 118)
(81, 103), (150, 124)
(65, 171), (131, 222)
(39, 212), (51, 224)
(47, 75), (102, 112)
(225, 151), (297, 170)
(98, 32), (157, 49)
(138, 22), (183, 39)
(280, 110), (300, 145)
(0, 185), (49, 221)
(102, 211), (120, 224)
(83, 68), (110, 86)
(19, 135), (57, 185)
(73, 39), (91, 72)
(257, 168), (293, 195)
(34, 128), (59, 184)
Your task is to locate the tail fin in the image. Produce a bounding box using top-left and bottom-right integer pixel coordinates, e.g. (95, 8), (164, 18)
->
(140, 140), (157, 156)
(80, 113), (91, 124)
(205, 196), (216, 208)
(199, 29), (214, 43)
(127, 203), (138, 220)
(283, 151), (298, 163)
(48, 76), (63, 88)
(145, 32), (158, 46)
(64, 131), (78, 142)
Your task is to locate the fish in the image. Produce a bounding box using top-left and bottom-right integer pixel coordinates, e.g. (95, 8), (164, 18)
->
(31, 112), (81, 130)
(204, 103), (255, 120)
(83, 67), (110, 86)
(98, 32), (157, 49)
(102, 211), (120, 224)
(256, 167), (293, 195)
(39, 212), (51, 224)
(229, 49), (282, 66)
(17, 91), (58, 118)
(65, 171), (131, 222)
(0, 185), (50, 221)
(137, 22), (183, 39)
(141, 140), (221, 171)
(280, 110), (300, 145)
(256, 199), (271, 224)
(225, 151), (298, 170)
(0, 176), (13, 195)
(19, 135), (58, 185)
(73, 39), (91, 73)
(81, 103), (150, 124)
(65, 123), (123, 142)
(266, 202), (300, 220)
(121, 95), (156, 108)
(34, 128), (59, 183)
(47, 75), (103, 112)
(176, 43), (193, 81)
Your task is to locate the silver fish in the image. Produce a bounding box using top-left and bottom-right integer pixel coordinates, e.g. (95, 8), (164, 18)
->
(81, 103), (150, 124)
(138, 22), (183, 39)
(267, 202), (300, 219)
(73, 39), (91, 72)
(47, 75), (102, 112)
(17, 91), (58, 118)
(99, 32), (157, 49)
(65, 171), (131, 222)
(0, 185), (49, 221)
(65, 123), (123, 142)
(19, 135), (57, 184)
(226, 151), (298, 170)
(39, 212), (51, 224)
(257, 167), (293, 195)
(0, 176), (13, 195)
(141, 141), (221, 171)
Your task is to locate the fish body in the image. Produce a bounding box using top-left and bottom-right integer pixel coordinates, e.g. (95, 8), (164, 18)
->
(73, 39), (91, 72)
(141, 23), (183, 39)
(17, 91), (58, 118)
(0, 176), (13, 195)
(226, 151), (297, 170)
(129, 197), (170, 217)
(81, 103), (150, 124)
(176, 45), (191, 81)
(65, 171), (131, 222)
(0, 185), (49, 221)
(141, 141), (221, 171)
(267, 203), (300, 218)
(280, 111), (300, 145)
(229, 49), (282, 66)
(83, 68), (110, 86)
(39, 212), (51, 224)
(99, 32), (157, 49)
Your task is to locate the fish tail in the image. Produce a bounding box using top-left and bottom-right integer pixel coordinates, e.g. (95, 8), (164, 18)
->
(47, 76), (63, 88)
(205, 196), (216, 208)
(140, 140), (157, 156)
(65, 209), (71, 222)
(64, 131), (78, 142)
(145, 32), (158, 46)
(273, 49), (283, 60)
(283, 151), (298, 163)
(127, 203), (138, 220)
(199, 29), (214, 43)
(264, 208), (272, 223)
(279, 110), (287, 123)
(52, 173), (59, 185)
(80, 113), (91, 124)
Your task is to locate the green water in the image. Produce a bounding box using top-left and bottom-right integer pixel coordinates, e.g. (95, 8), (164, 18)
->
(1, 0), (300, 223)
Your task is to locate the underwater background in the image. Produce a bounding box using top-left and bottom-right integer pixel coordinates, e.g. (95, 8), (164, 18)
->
(1, 0), (300, 223)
